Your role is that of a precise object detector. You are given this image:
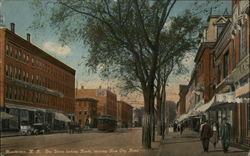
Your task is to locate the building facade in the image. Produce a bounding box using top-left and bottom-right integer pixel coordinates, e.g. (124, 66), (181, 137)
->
(76, 87), (117, 119)
(177, 85), (189, 117)
(0, 24), (75, 130)
(230, 0), (249, 146)
(117, 101), (133, 128)
(178, 0), (249, 147)
(75, 98), (98, 128)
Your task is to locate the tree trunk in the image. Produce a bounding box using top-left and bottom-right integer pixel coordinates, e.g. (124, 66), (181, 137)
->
(142, 87), (154, 149)
(161, 85), (166, 140)
(152, 110), (155, 142)
(156, 95), (162, 136)
(142, 112), (151, 148)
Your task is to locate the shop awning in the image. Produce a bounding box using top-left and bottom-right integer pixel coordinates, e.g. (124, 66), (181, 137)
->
(10, 79), (64, 97)
(5, 103), (46, 112)
(177, 113), (191, 122)
(196, 97), (215, 113)
(215, 92), (240, 103)
(0, 112), (15, 120)
(236, 83), (250, 98)
(54, 112), (71, 122)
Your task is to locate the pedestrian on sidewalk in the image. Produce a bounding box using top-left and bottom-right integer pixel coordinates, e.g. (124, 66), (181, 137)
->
(219, 118), (231, 153)
(200, 120), (213, 152)
(211, 121), (219, 149)
(180, 123), (184, 135)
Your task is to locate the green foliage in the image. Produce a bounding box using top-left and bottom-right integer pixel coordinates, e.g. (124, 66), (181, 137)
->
(30, 0), (202, 94)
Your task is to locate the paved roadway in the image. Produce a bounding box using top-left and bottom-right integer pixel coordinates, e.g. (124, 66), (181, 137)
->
(0, 128), (159, 156)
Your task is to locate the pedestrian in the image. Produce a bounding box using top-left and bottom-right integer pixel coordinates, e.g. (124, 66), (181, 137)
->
(180, 123), (184, 135)
(219, 118), (231, 153)
(200, 120), (213, 152)
(85, 118), (89, 129)
(177, 123), (181, 132)
(211, 121), (219, 149)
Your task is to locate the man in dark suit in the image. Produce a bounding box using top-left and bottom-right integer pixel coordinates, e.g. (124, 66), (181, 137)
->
(200, 120), (213, 152)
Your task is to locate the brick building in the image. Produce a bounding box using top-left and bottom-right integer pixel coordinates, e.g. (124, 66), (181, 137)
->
(76, 86), (117, 119)
(0, 24), (75, 130)
(75, 98), (98, 128)
(177, 85), (189, 117)
(117, 101), (133, 128)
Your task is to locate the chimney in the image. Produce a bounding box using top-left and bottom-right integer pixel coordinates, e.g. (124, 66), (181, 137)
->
(27, 33), (31, 42)
(10, 23), (15, 32)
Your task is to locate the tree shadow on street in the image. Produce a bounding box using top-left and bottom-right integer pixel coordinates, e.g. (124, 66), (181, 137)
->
(164, 139), (200, 145)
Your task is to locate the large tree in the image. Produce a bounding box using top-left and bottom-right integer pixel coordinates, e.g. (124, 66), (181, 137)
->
(30, 0), (202, 148)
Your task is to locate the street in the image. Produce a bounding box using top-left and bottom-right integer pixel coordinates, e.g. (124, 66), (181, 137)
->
(0, 128), (159, 156)
(1, 128), (249, 156)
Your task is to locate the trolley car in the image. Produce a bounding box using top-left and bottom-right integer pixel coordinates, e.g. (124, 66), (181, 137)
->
(97, 115), (117, 132)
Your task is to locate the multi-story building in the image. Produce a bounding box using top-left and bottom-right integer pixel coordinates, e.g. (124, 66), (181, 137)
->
(0, 24), (75, 130)
(177, 85), (189, 117)
(228, 0), (249, 146)
(76, 86), (117, 119)
(117, 101), (133, 128)
(75, 98), (98, 128)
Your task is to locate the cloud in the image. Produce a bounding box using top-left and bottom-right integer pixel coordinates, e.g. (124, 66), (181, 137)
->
(43, 41), (71, 56)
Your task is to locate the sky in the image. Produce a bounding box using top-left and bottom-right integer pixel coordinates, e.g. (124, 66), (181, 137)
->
(0, 0), (231, 107)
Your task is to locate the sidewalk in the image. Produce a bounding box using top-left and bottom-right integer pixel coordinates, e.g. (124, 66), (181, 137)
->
(157, 129), (249, 156)
(0, 130), (68, 138)
(0, 131), (19, 138)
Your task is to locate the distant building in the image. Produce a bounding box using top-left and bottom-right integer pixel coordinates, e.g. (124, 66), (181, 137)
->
(76, 86), (117, 119)
(177, 85), (189, 117)
(75, 98), (98, 128)
(0, 24), (75, 131)
(117, 101), (133, 128)
(133, 107), (143, 127)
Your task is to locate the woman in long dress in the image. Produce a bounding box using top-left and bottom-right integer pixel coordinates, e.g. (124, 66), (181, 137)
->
(211, 122), (219, 148)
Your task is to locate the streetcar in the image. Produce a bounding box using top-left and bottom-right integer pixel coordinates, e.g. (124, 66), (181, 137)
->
(97, 115), (117, 132)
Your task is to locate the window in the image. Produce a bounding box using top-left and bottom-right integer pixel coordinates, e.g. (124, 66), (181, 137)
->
(248, 104), (250, 129)
(217, 25), (224, 38)
(5, 85), (9, 97)
(13, 49), (17, 59)
(223, 51), (229, 78)
(23, 71), (26, 81)
(9, 46), (13, 57)
(6, 44), (9, 55)
(31, 74), (34, 83)
(26, 72), (29, 82)
(217, 65), (221, 84)
(5, 64), (9, 76)
(240, 20), (247, 60)
(9, 86), (12, 99)
(9, 66), (12, 77)
(26, 55), (29, 63)
(232, 39), (236, 69)
(18, 50), (21, 60)
(23, 53), (26, 62)
(18, 69), (21, 80)
(14, 87), (17, 99)
(14, 67), (17, 78)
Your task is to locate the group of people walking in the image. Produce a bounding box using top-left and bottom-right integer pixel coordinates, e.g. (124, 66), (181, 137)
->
(200, 118), (231, 153)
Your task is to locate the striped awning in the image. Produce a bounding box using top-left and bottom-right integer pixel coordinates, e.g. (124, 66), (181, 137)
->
(54, 112), (71, 122)
(0, 112), (15, 120)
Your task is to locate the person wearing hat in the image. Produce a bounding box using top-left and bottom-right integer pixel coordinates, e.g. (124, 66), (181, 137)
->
(200, 120), (213, 152)
(219, 118), (231, 153)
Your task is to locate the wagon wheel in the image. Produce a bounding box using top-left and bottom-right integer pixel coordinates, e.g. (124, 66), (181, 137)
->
(27, 130), (32, 136)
